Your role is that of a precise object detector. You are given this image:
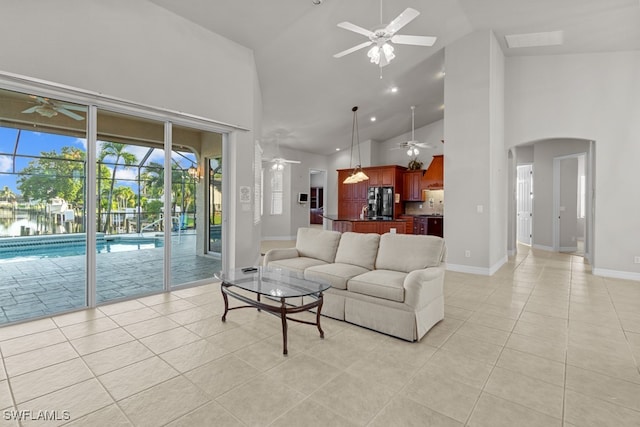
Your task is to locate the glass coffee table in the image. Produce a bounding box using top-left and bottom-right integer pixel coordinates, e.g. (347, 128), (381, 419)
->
(217, 266), (331, 355)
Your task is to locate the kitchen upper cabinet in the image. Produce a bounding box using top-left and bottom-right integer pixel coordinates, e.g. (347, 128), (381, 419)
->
(402, 170), (424, 201)
(422, 155), (444, 190)
(365, 167), (395, 187)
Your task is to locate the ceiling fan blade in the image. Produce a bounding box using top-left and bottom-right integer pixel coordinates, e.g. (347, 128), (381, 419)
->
(58, 104), (87, 112)
(57, 108), (84, 120)
(21, 106), (38, 114)
(283, 160), (301, 164)
(416, 142), (435, 148)
(391, 34), (437, 46)
(334, 41), (373, 58)
(337, 21), (374, 38)
(385, 8), (420, 35)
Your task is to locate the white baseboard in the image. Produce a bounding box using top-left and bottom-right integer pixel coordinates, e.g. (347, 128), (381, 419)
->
(532, 244), (554, 252)
(446, 256), (507, 276)
(592, 268), (640, 281)
(489, 256), (508, 275)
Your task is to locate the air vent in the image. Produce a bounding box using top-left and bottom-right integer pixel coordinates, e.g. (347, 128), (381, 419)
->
(505, 30), (563, 48)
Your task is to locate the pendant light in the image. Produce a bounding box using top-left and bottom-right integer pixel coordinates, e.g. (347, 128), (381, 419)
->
(343, 106), (369, 184)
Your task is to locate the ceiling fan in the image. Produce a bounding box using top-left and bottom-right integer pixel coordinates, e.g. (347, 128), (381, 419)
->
(391, 106), (434, 156)
(21, 96), (86, 120)
(333, 3), (437, 68)
(264, 134), (301, 170)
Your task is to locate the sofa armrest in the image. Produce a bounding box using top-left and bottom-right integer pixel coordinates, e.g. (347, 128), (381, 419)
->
(403, 267), (445, 309)
(263, 247), (299, 266)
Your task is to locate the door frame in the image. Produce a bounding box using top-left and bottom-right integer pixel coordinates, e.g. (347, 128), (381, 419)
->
(552, 151), (590, 257)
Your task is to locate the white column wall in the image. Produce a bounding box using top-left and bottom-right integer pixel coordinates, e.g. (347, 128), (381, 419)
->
(444, 30), (506, 274)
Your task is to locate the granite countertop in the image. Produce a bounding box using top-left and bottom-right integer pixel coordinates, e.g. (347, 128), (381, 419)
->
(323, 215), (408, 222)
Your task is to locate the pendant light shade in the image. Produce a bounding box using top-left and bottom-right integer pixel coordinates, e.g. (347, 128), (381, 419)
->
(343, 106), (369, 184)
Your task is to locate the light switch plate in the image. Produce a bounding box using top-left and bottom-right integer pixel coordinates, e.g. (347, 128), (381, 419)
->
(477, 205), (483, 213)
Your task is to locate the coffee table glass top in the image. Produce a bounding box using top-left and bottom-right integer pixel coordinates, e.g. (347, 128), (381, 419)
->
(217, 266), (330, 298)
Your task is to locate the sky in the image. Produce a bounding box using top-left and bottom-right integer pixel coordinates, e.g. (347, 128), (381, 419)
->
(0, 126), (197, 198)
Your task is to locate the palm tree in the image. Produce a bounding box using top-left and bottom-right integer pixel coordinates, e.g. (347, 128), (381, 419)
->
(0, 186), (16, 204)
(99, 142), (137, 233)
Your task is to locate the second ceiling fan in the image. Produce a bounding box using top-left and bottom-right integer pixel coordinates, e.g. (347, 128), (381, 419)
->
(333, 3), (437, 68)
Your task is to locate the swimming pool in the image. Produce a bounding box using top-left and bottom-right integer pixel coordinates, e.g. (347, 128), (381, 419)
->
(0, 235), (164, 262)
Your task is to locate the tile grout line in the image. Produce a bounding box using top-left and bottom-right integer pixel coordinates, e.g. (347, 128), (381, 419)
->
(462, 248), (564, 425)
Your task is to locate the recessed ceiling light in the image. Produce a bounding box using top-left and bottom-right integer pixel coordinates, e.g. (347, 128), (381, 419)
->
(335, 148), (340, 151)
(370, 117), (376, 122)
(505, 30), (563, 48)
(390, 87), (398, 93)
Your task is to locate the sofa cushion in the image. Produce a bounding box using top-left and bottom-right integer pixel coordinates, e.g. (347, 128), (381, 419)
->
(334, 232), (380, 270)
(375, 234), (445, 273)
(268, 257), (327, 274)
(347, 270), (407, 303)
(305, 263), (370, 290)
(296, 228), (342, 264)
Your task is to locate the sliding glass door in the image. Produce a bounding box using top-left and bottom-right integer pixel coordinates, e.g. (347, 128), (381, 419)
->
(95, 109), (165, 303)
(0, 83), (226, 324)
(0, 88), (88, 323)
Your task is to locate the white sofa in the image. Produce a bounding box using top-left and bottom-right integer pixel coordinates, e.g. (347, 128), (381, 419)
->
(263, 227), (446, 341)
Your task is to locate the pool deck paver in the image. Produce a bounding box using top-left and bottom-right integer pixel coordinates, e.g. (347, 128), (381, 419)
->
(0, 234), (221, 324)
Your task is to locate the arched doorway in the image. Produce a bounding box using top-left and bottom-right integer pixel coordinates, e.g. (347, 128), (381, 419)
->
(509, 138), (594, 263)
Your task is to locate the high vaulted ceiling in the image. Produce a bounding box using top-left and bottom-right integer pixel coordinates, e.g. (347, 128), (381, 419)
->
(149, 0), (640, 155)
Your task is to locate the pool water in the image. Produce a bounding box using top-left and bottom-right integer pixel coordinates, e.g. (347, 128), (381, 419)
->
(0, 239), (164, 262)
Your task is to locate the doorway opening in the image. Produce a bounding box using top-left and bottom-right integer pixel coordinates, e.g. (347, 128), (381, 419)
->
(553, 152), (588, 257)
(309, 169), (326, 229)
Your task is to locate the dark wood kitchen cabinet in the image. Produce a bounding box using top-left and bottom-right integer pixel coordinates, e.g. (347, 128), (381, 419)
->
(403, 170), (425, 201)
(412, 216), (444, 237)
(427, 217), (444, 237)
(338, 165), (406, 218)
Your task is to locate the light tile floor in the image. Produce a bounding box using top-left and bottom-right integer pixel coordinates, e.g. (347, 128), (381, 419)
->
(0, 245), (638, 426)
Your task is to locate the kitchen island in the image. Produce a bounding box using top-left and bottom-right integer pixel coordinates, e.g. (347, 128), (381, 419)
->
(323, 215), (410, 234)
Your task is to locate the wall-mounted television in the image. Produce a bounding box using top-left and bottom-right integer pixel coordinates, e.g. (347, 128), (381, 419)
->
(298, 193), (309, 203)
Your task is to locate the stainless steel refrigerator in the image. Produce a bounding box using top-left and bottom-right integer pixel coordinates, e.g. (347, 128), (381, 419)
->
(367, 186), (394, 219)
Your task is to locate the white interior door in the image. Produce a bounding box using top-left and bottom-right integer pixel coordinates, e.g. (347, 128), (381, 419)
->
(558, 157), (579, 252)
(516, 165), (533, 245)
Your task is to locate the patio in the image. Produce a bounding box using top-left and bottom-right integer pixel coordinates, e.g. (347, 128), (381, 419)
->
(0, 233), (221, 324)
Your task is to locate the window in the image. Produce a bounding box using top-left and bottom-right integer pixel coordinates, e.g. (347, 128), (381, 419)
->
(254, 142), (262, 224)
(577, 174), (586, 219)
(270, 169), (283, 215)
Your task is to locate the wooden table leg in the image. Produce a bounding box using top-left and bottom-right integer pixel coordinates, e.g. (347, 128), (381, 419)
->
(221, 284), (229, 322)
(280, 297), (288, 355)
(316, 293), (325, 339)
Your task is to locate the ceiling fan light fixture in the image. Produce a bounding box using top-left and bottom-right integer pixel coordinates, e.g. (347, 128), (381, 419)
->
(35, 106), (58, 118)
(407, 148), (413, 156)
(367, 45), (381, 64)
(382, 43), (395, 62)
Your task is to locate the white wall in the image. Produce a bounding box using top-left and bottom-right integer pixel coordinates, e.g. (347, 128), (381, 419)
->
(489, 32), (507, 270)
(444, 30), (506, 274)
(506, 51), (640, 277)
(0, 0), (263, 268)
